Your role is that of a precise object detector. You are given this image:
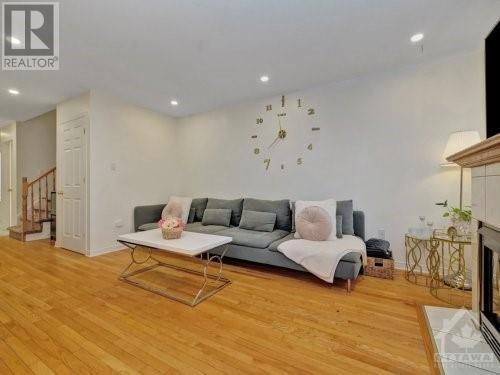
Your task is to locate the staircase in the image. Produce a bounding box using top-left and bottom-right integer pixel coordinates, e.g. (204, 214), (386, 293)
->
(8, 168), (56, 241)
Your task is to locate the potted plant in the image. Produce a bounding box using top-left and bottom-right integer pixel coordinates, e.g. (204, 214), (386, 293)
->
(436, 200), (472, 236)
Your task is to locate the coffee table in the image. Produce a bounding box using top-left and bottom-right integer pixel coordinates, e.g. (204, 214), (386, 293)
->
(117, 229), (232, 306)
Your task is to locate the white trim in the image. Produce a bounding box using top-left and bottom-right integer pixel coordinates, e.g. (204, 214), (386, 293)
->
(88, 243), (126, 257)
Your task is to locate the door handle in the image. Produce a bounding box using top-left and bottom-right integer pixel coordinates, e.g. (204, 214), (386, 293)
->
(8, 188), (12, 192)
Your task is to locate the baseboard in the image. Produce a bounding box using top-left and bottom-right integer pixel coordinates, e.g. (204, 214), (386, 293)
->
(394, 260), (406, 270)
(88, 243), (127, 257)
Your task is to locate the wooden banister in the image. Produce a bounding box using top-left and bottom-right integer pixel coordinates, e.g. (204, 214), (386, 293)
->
(27, 167), (56, 188)
(21, 177), (28, 241)
(20, 167), (56, 241)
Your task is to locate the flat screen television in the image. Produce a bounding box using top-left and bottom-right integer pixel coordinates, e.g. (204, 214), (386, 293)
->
(486, 21), (500, 137)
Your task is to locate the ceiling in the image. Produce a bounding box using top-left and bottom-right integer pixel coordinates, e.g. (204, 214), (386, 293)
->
(1, 0), (499, 123)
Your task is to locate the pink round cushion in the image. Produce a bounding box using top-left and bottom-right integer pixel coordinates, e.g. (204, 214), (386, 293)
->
(296, 206), (332, 241)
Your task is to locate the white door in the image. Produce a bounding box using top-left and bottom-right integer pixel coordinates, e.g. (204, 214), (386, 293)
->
(0, 140), (13, 232)
(60, 116), (87, 253)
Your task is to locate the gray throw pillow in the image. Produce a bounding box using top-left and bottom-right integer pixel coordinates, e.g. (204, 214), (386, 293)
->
(336, 215), (343, 238)
(191, 198), (208, 222)
(242, 198), (291, 231)
(206, 198), (244, 226)
(188, 207), (196, 223)
(202, 208), (232, 227)
(336, 200), (354, 235)
(239, 210), (277, 232)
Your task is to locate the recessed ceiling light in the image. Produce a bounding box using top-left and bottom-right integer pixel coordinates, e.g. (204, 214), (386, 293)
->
(411, 33), (424, 43)
(170, 100), (178, 106)
(8, 89), (20, 95)
(7, 36), (21, 45)
(260, 75), (269, 83)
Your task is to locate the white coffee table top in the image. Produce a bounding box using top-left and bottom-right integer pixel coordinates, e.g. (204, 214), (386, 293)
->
(118, 229), (232, 256)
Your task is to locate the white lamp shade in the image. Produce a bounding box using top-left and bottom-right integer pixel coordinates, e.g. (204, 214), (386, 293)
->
(441, 130), (481, 166)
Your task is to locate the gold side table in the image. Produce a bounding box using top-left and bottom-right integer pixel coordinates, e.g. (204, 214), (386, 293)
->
(429, 230), (472, 308)
(405, 233), (438, 286)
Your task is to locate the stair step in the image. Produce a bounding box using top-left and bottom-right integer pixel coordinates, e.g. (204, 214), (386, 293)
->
(8, 222), (43, 235)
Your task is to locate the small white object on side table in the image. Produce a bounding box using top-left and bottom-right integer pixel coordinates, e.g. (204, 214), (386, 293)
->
(118, 229), (232, 306)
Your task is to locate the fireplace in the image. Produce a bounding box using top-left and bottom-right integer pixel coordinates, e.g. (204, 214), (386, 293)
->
(480, 225), (500, 359)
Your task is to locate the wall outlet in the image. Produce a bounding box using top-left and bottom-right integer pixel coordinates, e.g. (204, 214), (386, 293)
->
(114, 219), (123, 228)
(378, 229), (385, 240)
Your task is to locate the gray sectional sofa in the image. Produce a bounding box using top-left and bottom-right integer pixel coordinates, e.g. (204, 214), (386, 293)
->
(134, 198), (365, 286)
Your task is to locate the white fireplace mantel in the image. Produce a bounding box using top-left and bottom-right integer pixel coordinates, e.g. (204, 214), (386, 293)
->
(447, 133), (500, 312)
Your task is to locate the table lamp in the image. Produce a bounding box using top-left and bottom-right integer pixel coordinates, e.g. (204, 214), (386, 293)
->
(441, 130), (481, 209)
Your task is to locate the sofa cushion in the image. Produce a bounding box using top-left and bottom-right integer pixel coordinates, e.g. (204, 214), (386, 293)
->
(243, 198), (291, 231)
(336, 215), (343, 238)
(185, 222), (228, 235)
(191, 198), (208, 222)
(341, 251), (362, 263)
(296, 206), (332, 241)
(268, 233), (295, 252)
(239, 210), (276, 232)
(162, 196), (192, 223)
(188, 207), (196, 223)
(216, 227), (289, 249)
(202, 208), (231, 227)
(294, 199), (337, 241)
(138, 222), (158, 231)
(206, 198), (243, 226)
(337, 200), (354, 235)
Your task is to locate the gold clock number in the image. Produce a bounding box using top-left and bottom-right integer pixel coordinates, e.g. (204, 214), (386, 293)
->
(266, 104), (272, 111)
(307, 144), (313, 150)
(264, 159), (271, 170)
(307, 108), (315, 115)
(281, 164), (285, 170)
(312, 127), (320, 131)
(281, 95), (285, 108)
(256, 118), (263, 124)
(297, 99), (302, 108)
(254, 148), (260, 155)
(297, 158), (303, 165)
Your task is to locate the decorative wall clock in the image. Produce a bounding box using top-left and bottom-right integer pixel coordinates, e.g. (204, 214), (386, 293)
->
(251, 95), (320, 171)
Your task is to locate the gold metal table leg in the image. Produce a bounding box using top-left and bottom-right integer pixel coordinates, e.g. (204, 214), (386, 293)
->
(118, 241), (231, 307)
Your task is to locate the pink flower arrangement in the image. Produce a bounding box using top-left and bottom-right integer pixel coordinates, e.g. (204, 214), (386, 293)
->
(158, 217), (185, 230)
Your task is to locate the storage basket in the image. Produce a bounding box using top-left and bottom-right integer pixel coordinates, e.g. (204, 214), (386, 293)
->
(161, 227), (183, 240)
(365, 257), (394, 279)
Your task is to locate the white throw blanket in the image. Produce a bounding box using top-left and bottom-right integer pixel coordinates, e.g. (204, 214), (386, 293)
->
(277, 235), (367, 283)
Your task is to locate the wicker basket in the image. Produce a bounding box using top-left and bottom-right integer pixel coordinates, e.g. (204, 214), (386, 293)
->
(365, 257), (394, 279)
(161, 227), (183, 240)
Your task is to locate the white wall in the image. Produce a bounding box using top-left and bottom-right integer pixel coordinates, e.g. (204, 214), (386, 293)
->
(177, 50), (486, 267)
(16, 110), (56, 207)
(0, 122), (17, 231)
(88, 91), (179, 255)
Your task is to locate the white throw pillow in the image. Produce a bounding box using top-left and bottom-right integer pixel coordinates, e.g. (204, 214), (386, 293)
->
(162, 196), (193, 224)
(294, 199), (337, 240)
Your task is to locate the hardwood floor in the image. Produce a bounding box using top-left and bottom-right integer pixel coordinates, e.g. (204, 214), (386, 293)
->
(0, 237), (448, 374)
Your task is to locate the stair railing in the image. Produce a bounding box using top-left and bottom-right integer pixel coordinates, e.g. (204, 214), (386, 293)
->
(21, 167), (56, 241)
